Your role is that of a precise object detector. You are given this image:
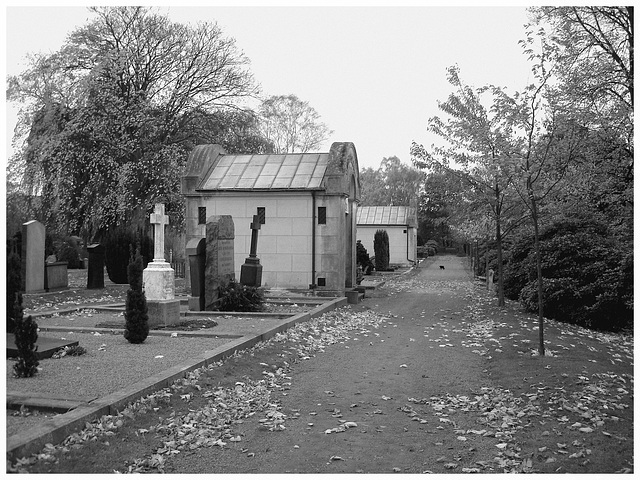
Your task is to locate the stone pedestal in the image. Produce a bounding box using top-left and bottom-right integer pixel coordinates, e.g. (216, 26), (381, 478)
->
(143, 261), (180, 326)
(240, 257), (263, 287)
(146, 299), (181, 329)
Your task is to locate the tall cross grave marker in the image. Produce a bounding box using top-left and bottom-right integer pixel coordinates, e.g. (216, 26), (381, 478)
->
(143, 203), (180, 326)
(240, 214), (263, 287)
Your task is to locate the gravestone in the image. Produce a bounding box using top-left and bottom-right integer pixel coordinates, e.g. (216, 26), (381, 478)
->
(87, 244), (105, 289)
(240, 214), (263, 287)
(205, 215), (235, 311)
(186, 237), (206, 311)
(21, 220), (46, 293)
(143, 204), (180, 326)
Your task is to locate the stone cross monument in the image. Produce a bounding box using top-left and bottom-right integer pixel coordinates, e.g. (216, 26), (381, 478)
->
(240, 214), (263, 287)
(143, 203), (180, 326)
(150, 204), (170, 262)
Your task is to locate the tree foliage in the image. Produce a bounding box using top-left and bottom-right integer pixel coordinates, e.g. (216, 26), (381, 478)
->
(257, 94), (332, 153)
(6, 6), (261, 240)
(359, 156), (424, 207)
(504, 217), (632, 332)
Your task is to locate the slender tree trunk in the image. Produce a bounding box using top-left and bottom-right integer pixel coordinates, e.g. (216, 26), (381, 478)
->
(495, 183), (505, 307)
(529, 185), (545, 356)
(496, 222), (505, 307)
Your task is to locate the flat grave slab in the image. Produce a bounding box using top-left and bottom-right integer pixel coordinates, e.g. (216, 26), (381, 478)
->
(6, 335), (79, 360)
(7, 391), (97, 413)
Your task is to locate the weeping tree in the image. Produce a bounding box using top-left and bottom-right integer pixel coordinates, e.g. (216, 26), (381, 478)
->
(7, 6), (260, 241)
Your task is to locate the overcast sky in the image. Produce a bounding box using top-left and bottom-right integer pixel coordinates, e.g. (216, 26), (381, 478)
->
(4, 3), (536, 170)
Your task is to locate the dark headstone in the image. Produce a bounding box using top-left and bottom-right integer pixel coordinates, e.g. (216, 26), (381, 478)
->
(186, 237), (206, 311)
(87, 244), (105, 289)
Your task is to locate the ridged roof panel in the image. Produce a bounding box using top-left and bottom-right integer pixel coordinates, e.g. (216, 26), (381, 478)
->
(199, 153), (329, 190)
(357, 206), (417, 226)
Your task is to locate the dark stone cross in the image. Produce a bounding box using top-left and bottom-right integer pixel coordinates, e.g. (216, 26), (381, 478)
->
(240, 214), (263, 287)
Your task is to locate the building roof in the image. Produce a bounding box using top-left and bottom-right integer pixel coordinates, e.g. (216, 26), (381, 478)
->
(357, 206), (417, 227)
(199, 153), (329, 191)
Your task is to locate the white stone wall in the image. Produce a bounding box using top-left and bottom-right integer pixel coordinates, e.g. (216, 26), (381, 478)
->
(184, 191), (350, 290)
(357, 225), (416, 266)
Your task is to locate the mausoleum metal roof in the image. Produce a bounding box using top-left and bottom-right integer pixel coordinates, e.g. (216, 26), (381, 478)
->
(357, 206), (417, 226)
(199, 153), (329, 191)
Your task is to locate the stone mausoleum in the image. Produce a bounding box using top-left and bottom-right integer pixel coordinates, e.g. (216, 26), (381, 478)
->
(357, 205), (418, 266)
(182, 142), (361, 293)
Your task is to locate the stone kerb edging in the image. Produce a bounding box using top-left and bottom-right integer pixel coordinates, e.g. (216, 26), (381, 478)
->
(6, 296), (347, 464)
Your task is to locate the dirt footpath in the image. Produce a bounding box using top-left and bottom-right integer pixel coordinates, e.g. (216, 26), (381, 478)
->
(167, 255), (494, 474)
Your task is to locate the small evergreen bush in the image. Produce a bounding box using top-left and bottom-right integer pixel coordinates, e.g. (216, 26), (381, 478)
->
(124, 245), (150, 344)
(218, 280), (264, 312)
(12, 293), (39, 378)
(6, 243), (21, 334)
(374, 229), (390, 271)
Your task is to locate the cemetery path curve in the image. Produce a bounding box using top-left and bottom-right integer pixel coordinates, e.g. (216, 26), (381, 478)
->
(167, 255), (495, 474)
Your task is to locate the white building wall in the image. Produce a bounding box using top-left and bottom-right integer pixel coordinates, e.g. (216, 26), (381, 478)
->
(202, 192), (313, 289)
(357, 225), (416, 266)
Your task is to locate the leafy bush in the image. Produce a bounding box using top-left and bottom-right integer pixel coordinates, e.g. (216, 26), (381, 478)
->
(426, 239), (439, 253)
(104, 227), (152, 284)
(124, 245), (150, 344)
(57, 237), (84, 268)
(356, 240), (374, 274)
(12, 295), (39, 378)
(503, 218), (632, 332)
(374, 229), (390, 271)
(426, 247), (436, 257)
(218, 280), (264, 312)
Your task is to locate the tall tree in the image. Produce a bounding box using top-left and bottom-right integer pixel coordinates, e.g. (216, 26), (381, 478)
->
(6, 6), (259, 240)
(411, 66), (523, 306)
(359, 156), (424, 206)
(257, 94), (332, 153)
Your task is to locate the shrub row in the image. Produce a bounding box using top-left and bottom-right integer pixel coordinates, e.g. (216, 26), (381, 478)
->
(502, 217), (632, 332)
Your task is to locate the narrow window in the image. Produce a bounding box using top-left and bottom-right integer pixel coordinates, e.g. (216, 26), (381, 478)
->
(198, 207), (207, 225)
(257, 207), (266, 224)
(317, 277), (326, 287)
(318, 206), (327, 225)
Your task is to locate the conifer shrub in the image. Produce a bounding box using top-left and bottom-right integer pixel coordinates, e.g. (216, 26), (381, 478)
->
(104, 227), (153, 284)
(124, 245), (150, 344)
(6, 243), (22, 334)
(12, 293), (39, 378)
(374, 229), (390, 271)
(218, 280), (264, 312)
